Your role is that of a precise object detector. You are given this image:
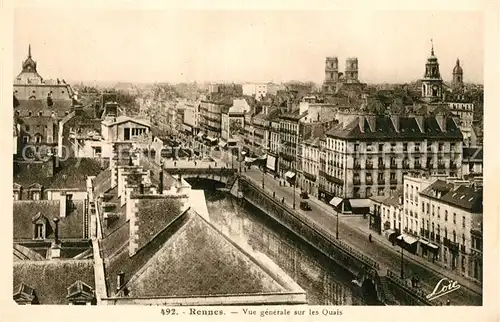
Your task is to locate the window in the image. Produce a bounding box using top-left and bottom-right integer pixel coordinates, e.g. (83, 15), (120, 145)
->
(462, 216), (465, 228)
(354, 144), (359, 152)
(38, 112), (43, 116)
(453, 213), (456, 224)
(461, 257), (465, 271)
(432, 205), (435, 216)
(403, 143), (408, 151)
(444, 227), (448, 239)
(379, 144), (384, 152)
(23, 136), (29, 143)
(25, 125), (30, 132)
(13, 192), (19, 201)
(32, 191), (40, 200)
(422, 202), (425, 213)
(35, 223), (44, 239)
(426, 203), (430, 214)
(453, 230), (456, 243)
(445, 210), (448, 221)
(462, 234), (466, 246)
(437, 206), (440, 219)
(28, 112), (32, 116)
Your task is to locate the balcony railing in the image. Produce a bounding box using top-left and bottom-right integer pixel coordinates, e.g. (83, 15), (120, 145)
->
(365, 178), (373, 185)
(402, 163), (410, 169)
(353, 179), (361, 185)
(354, 164), (361, 169)
(378, 178), (385, 185)
(460, 244), (466, 253)
(438, 163), (446, 169)
(436, 235), (441, 243)
(378, 163), (385, 169)
(414, 164), (422, 169)
(390, 179), (398, 185)
(365, 163), (373, 170)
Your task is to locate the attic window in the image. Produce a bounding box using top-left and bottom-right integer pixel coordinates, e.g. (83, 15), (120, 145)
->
(460, 195), (465, 200)
(28, 112), (32, 116)
(38, 112), (43, 116)
(468, 197), (474, 201)
(13, 283), (38, 305)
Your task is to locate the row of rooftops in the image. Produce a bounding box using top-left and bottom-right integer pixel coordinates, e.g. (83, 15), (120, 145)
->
(371, 177), (482, 214)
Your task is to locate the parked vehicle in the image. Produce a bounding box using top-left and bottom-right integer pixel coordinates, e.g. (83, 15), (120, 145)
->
(300, 201), (311, 211)
(300, 191), (309, 199)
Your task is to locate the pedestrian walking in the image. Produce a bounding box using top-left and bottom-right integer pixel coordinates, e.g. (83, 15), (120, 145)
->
(368, 234), (372, 243)
(282, 197), (285, 203)
(273, 191), (275, 198)
(174, 161), (177, 167)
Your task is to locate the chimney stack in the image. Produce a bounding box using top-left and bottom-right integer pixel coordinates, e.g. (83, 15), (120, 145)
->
(53, 217), (60, 245)
(60, 192), (67, 218)
(159, 168), (164, 194)
(117, 272), (125, 292)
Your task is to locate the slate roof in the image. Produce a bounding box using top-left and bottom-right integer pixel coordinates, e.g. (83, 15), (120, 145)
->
(13, 244), (46, 261)
(326, 115), (463, 140)
(420, 180), (454, 199)
(13, 158), (105, 190)
(101, 115), (151, 127)
(463, 147), (483, 161)
(13, 200), (86, 240)
(16, 99), (73, 118)
(13, 259), (95, 304)
(93, 168), (112, 197)
(134, 197), (185, 251)
(120, 210), (287, 297)
(440, 185), (483, 213)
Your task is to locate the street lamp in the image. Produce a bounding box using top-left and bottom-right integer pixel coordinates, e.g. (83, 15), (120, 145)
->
(400, 237), (405, 279)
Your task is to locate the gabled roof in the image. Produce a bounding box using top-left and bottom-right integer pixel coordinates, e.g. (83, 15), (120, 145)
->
(13, 200), (86, 240)
(101, 115), (151, 128)
(134, 197), (186, 252)
(114, 210), (288, 298)
(13, 260), (95, 304)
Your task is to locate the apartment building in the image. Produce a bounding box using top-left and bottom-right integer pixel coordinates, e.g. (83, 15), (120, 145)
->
(369, 194), (403, 240)
(323, 113), (463, 201)
(278, 112), (307, 181)
(200, 100), (229, 140)
(301, 136), (323, 197)
(268, 120), (280, 174)
(419, 180), (482, 282)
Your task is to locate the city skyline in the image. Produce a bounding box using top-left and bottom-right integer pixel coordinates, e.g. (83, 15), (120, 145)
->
(14, 9), (483, 85)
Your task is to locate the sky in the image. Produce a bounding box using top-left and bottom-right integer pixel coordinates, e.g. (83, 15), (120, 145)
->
(13, 9), (484, 84)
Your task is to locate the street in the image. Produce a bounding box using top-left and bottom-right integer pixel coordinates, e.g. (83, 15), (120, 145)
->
(176, 144), (482, 305)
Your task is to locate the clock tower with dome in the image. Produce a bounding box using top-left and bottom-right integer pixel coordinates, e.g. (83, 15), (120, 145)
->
(421, 40), (443, 103)
(15, 44), (44, 85)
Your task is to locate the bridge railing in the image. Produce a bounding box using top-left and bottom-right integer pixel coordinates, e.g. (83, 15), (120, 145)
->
(240, 176), (380, 271)
(386, 269), (442, 306)
(164, 167), (237, 175)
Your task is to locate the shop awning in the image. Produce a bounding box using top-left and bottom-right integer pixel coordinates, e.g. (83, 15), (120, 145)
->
(197, 132), (204, 138)
(241, 151), (247, 156)
(420, 239), (429, 246)
(397, 234), (419, 245)
(428, 243), (439, 249)
(244, 157), (257, 163)
(218, 141), (227, 148)
(206, 136), (217, 142)
(329, 197), (343, 207)
(349, 199), (371, 208)
(285, 171), (296, 179)
(384, 229), (396, 237)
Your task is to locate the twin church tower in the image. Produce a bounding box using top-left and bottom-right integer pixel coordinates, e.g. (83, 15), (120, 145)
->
(322, 41), (465, 101)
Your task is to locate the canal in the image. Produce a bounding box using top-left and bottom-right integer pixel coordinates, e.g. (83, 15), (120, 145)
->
(202, 188), (371, 305)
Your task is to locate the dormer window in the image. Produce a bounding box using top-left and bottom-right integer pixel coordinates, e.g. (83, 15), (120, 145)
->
(32, 212), (48, 240)
(13, 283), (38, 305)
(32, 191), (40, 200)
(66, 281), (95, 305)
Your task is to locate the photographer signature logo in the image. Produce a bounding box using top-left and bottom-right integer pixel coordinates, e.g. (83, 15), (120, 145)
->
(426, 278), (461, 301)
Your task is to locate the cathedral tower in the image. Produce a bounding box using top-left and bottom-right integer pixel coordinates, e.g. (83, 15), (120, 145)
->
(345, 57), (359, 82)
(323, 56), (339, 93)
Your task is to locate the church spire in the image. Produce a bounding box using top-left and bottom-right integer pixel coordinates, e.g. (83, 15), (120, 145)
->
(431, 38), (434, 56)
(28, 44), (31, 58)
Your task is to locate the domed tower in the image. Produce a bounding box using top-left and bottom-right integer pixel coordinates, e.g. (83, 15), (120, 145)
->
(15, 44), (43, 85)
(421, 40), (443, 102)
(452, 58), (464, 91)
(323, 56), (339, 93)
